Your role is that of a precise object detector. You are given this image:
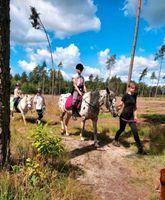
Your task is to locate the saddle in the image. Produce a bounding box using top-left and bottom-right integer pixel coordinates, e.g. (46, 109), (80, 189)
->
(65, 95), (82, 110)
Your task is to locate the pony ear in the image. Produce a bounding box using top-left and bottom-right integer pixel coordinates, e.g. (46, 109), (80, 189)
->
(106, 88), (110, 94)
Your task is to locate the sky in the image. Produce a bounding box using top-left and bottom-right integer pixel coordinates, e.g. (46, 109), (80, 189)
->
(10, 0), (165, 85)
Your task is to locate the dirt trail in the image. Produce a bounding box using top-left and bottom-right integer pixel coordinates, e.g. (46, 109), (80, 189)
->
(44, 95), (164, 200)
(63, 136), (152, 200)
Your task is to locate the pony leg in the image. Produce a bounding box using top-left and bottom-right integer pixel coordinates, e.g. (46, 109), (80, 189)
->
(92, 118), (99, 147)
(80, 119), (86, 141)
(21, 111), (26, 125)
(10, 110), (14, 118)
(60, 111), (66, 134)
(64, 113), (71, 136)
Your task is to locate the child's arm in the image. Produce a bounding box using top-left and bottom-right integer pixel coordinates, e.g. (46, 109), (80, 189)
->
(73, 78), (83, 96)
(116, 100), (123, 111)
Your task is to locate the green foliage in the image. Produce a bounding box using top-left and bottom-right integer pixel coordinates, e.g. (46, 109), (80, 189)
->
(31, 124), (65, 160)
(138, 127), (151, 137)
(26, 157), (46, 186)
(98, 113), (113, 119)
(141, 114), (165, 123)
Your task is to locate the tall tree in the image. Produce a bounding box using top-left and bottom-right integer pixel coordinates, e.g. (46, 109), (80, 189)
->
(21, 71), (28, 83)
(127, 0), (142, 87)
(154, 44), (165, 97)
(139, 67), (148, 83)
(149, 72), (157, 97)
(105, 54), (116, 80)
(0, 0), (10, 167)
(57, 61), (63, 94)
(29, 7), (55, 95)
(41, 61), (47, 94)
(150, 72), (157, 85)
(139, 67), (148, 96)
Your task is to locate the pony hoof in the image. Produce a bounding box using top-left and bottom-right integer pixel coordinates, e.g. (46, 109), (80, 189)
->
(94, 142), (99, 148)
(66, 133), (70, 136)
(81, 137), (85, 141)
(60, 129), (65, 135)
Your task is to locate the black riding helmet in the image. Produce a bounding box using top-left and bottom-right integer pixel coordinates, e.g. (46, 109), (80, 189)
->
(76, 63), (84, 71)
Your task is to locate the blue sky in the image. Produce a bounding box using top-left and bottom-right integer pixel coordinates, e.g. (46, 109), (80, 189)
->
(10, 0), (165, 85)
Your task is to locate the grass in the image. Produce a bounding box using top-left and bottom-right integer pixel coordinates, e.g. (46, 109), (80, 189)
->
(1, 95), (165, 199)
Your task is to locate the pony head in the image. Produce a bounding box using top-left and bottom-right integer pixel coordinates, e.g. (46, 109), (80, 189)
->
(105, 88), (118, 117)
(25, 95), (33, 110)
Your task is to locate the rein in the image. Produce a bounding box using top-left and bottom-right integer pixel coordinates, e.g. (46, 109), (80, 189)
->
(83, 98), (99, 109)
(83, 93), (106, 109)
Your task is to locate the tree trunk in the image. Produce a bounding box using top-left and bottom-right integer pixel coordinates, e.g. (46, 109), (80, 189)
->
(0, 0), (10, 168)
(127, 0), (142, 87)
(155, 58), (163, 97)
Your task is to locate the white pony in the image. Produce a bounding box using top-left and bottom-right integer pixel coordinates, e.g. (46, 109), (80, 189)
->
(10, 95), (33, 124)
(58, 89), (118, 147)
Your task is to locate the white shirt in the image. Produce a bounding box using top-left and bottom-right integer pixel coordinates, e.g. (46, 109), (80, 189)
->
(33, 95), (45, 110)
(14, 87), (22, 98)
(72, 73), (84, 87)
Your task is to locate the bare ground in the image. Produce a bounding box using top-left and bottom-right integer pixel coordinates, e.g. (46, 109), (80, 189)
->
(45, 96), (165, 200)
(64, 136), (152, 200)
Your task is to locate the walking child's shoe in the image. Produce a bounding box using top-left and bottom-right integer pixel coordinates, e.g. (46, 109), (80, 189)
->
(137, 146), (147, 155)
(112, 140), (120, 147)
(37, 119), (41, 124)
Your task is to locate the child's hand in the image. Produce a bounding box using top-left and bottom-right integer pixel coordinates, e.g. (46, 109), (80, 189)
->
(134, 117), (138, 123)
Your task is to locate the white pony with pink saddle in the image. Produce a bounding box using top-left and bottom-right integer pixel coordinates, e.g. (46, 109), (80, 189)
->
(58, 89), (118, 147)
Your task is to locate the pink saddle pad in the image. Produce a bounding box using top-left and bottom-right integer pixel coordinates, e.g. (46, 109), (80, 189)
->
(65, 95), (82, 110)
(65, 95), (73, 110)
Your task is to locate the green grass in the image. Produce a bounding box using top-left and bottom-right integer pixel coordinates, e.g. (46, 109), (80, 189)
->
(3, 96), (165, 199)
(98, 113), (113, 119)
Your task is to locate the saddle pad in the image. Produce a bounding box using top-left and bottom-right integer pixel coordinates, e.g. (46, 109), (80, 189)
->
(65, 95), (73, 110)
(10, 99), (14, 109)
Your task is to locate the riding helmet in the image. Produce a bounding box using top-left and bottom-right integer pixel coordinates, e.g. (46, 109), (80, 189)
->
(76, 63), (84, 71)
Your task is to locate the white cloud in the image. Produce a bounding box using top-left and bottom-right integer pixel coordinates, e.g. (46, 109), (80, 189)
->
(10, 0), (101, 45)
(61, 70), (71, 80)
(10, 1), (46, 46)
(17, 44), (81, 73)
(142, 0), (165, 29)
(123, 0), (165, 30)
(122, 0), (137, 16)
(98, 48), (110, 66)
(97, 50), (160, 83)
(83, 66), (101, 80)
(53, 44), (80, 68)
(18, 60), (36, 72)
(111, 55), (159, 83)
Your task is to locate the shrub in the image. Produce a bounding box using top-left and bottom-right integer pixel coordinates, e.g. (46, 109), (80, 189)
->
(31, 124), (65, 161)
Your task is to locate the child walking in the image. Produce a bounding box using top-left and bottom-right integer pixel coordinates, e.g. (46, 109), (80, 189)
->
(33, 88), (46, 124)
